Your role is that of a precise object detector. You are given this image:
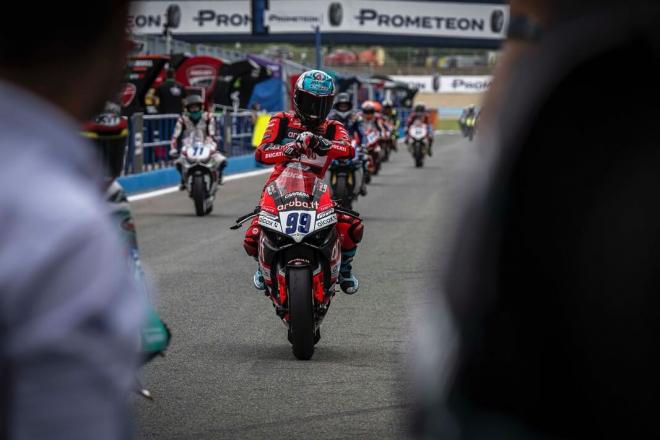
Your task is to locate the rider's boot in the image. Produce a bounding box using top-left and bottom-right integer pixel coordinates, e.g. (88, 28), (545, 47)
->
(253, 266), (266, 290)
(218, 161), (227, 185)
(339, 249), (359, 294)
(176, 163), (185, 190)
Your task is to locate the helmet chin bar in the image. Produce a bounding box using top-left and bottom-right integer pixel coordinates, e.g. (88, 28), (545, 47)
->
(294, 107), (322, 128)
(302, 115), (322, 128)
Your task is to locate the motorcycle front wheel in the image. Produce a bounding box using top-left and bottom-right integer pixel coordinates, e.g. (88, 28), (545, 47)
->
(288, 267), (315, 360)
(192, 175), (206, 217)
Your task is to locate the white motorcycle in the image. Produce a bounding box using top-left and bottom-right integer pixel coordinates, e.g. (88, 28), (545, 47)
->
(178, 136), (220, 216)
(408, 121), (429, 168)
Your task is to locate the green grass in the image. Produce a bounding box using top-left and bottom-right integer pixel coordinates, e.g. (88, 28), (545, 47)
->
(437, 119), (460, 131)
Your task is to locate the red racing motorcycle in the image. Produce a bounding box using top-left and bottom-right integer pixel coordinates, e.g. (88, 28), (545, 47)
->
(363, 122), (382, 176)
(232, 161), (359, 360)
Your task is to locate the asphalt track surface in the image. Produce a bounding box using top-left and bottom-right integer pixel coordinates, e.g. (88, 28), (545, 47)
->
(134, 135), (462, 440)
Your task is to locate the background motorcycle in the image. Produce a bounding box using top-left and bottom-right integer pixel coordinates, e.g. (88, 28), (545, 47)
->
(380, 122), (396, 162)
(178, 136), (220, 216)
(364, 123), (383, 176)
(328, 138), (365, 210)
(233, 159), (358, 360)
(408, 121), (429, 168)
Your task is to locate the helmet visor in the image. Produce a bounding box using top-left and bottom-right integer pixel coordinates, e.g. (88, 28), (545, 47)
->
(295, 89), (334, 121)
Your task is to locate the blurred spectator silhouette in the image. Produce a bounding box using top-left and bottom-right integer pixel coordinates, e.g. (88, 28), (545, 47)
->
(0, 2), (143, 439)
(155, 67), (186, 115)
(414, 0), (660, 439)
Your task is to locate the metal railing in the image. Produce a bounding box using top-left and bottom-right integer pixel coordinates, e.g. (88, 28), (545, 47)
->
(124, 106), (436, 175)
(125, 111), (258, 175)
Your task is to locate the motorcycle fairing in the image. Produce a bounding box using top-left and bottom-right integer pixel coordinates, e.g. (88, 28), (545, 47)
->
(257, 163), (341, 320)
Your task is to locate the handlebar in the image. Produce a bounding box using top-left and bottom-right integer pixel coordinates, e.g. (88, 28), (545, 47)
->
(230, 206), (260, 230)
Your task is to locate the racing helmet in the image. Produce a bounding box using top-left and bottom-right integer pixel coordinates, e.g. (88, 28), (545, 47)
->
(184, 94), (204, 122)
(382, 99), (394, 114)
(372, 101), (383, 113)
(361, 101), (376, 120)
(414, 103), (427, 113)
(294, 70), (336, 127)
(333, 92), (352, 118)
(81, 102), (128, 179)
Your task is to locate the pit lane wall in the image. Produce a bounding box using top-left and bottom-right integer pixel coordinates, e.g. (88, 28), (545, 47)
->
(118, 154), (263, 195)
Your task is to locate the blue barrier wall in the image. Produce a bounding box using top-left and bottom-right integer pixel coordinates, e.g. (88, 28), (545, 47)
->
(118, 153), (262, 195)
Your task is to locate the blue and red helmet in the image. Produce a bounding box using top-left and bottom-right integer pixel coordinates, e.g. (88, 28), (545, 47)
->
(294, 70), (336, 126)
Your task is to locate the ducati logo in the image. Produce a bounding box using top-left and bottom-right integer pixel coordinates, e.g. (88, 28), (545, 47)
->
(120, 83), (137, 107)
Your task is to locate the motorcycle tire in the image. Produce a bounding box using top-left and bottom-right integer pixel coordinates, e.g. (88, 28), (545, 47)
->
(365, 172), (372, 184)
(414, 144), (424, 168)
(192, 175), (206, 217)
(383, 145), (390, 162)
(288, 267), (315, 360)
(334, 175), (353, 210)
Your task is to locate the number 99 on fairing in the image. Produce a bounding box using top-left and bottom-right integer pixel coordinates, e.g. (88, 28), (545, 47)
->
(285, 212), (312, 234)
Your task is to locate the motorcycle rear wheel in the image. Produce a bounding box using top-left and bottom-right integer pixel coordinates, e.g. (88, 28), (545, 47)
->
(288, 267), (315, 360)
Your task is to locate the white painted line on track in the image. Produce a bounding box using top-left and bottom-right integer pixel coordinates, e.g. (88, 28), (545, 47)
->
(127, 167), (272, 202)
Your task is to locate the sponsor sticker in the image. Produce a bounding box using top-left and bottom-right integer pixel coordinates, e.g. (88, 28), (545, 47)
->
(277, 199), (319, 211)
(259, 214), (281, 231)
(315, 214), (337, 229)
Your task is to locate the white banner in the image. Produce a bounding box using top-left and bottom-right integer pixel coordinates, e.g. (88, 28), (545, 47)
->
(390, 76), (436, 93)
(129, 1), (251, 35)
(267, 0), (509, 40)
(440, 75), (492, 93)
(390, 75), (493, 93)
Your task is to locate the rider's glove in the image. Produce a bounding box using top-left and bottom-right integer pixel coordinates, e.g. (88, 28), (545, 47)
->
(313, 136), (332, 156)
(169, 149), (179, 158)
(297, 132), (332, 156)
(296, 132), (316, 150)
(283, 141), (306, 159)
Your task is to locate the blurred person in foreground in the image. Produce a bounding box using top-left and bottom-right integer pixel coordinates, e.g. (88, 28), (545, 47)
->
(0, 2), (144, 439)
(413, 0), (660, 438)
(81, 103), (171, 377)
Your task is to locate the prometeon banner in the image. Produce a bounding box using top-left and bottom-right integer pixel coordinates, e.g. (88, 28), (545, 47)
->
(266, 0), (508, 40)
(129, 1), (252, 35)
(391, 75), (493, 93)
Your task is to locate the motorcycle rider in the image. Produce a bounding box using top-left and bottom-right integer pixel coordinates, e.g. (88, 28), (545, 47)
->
(328, 92), (368, 196)
(360, 101), (389, 139)
(81, 102), (171, 367)
(169, 94), (227, 189)
(382, 99), (400, 142)
(406, 103), (434, 156)
(243, 70), (364, 295)
(459, 104), (479, 139)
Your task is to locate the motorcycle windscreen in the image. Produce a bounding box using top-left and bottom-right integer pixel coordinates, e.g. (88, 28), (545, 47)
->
(274, 164), (318, 197)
